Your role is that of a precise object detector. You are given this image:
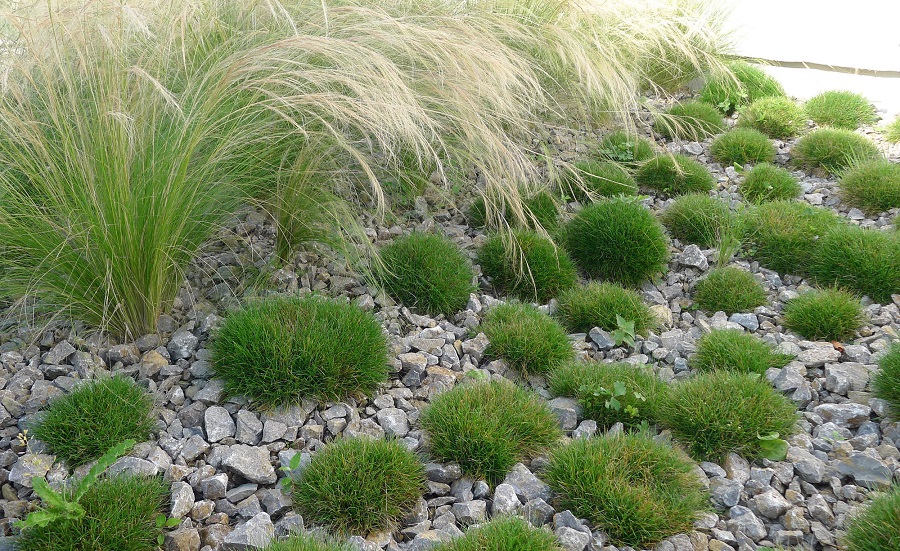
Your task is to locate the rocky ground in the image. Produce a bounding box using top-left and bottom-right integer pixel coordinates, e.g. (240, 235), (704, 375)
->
(0, 110), (898, 551)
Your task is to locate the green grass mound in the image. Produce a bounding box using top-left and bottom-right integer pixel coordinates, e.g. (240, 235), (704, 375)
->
(481, 301), (574, 376)
(653, 101), (725, 141)
(884, 116), (900, 143)
(422, 380), (561, 484)
(555, 282), (656, 335)
(659, 371), (798, 461)
(30, 376), (154, 468)
(804, 90), (877, 130)
(693, 267), (767, 315)
(783, 288), (864, 342)
(562, 197), (669, 286)
(19, 475), (168, 551)
(872, 344), (900, 421)
(598, 130), (656, 166)
(562, 160), (637, 201)
(292, 437), (424, 535)
(635, 155), (715, 197)
(660, 193), (737, 248)
(432, 517), (562, 551)
(692, 329), (792, 375)
(264, 535), (353, 551)
(699, 61), (785, 114)
(839, 159), (900, 214)
(738, 96), (806, 139)
(844, 485), (900, 551)
(477, 230), (578, 303)
(810, 225), (900, 304)
(211, 295), (388, 407)
(549, 362), (665, 429)
(743, 200), (842, 276)
(468, 191), (560, 231)
(378, 231), (476, 316)
(793, 129), (881, 174)
(544, 433), (709, 548)
(740, 163), (801, 204)
(710, 128), (775, 166)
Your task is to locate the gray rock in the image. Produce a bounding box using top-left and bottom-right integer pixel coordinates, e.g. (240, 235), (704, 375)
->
(235, 410), (263, 446)
(797, 346), (840, 367)
(227, 483), (259, 503)
(376, 408), (410, 438)
(787, 447), (827, 484)
(181, 435), (210, 462)
(168, 331), (199, 361)
(727, 506), (767, 542)
(769, 363), (806, 392)
(491, 483), (521, 516)
(555, 527), (590, 551)
(684, 142), (704, 155)
(344, 418), (385, 440)
(274, 513), (304, 538)
(588, 328), (615, 350)
(572, 420), (597, 439)
(824, 363), (869, 395)
(107, 456), (159, 477)
(679, 245), (708, 270)
(221, 445), (276, 484)
(710, 477), (742, 509)
(814, 403), (871, 428)
(164, 528), (201, 551)
(195, 379), (226, 404)
(752, 489), (790, 519)
(200, 473), (228, 500)
(548, 397), (581, 431)
(425, 462), (462, 484)
(451, 500), (487, 524)
(9, 454), (54, 487)
(205, 406), (236, 443)
(504, 463), (552, 503)
(170, 481), (195, 518)
(108, 343), (140, 365)
(728, 313), (759, 331)
(44, 340), (76, 365)
(523, 497), (555, 526)
(806, 494), (835, 527)
(834, 452), (894, 489)
(223, 512), (274, 550)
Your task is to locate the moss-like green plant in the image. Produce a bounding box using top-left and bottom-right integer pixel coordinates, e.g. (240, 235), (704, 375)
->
(740, 163), (801, 204)
(872, 344), (900, 420)
(810, 225), (900, 304)
(555, 282), (656, 335)
(481, 301), (574, 375)
(843, 485), (900, 551)
(783, 288), (864, 342)
(738, 96), (806, 139)
(264, 535), (353, 551)
(793, 129), (881, 174)
(884, 115), (900, 143)
(477, 230), (578, 303)
(562, 160), (637, 201)
(30, 376), (154, 468)
(839, 159), (900, 214)
(292, 437), (424, 535)
(211, 295), (388, 407)
(660, 193), (736, 248)
(710, 128), (775, 166)
(699, 61), (785, 114)
(804, 90), (876, 130)
(468, 190), (560, 231)
(598, 130), (655, 166)
(562, 197), (669, 286)
(653, 101), (725, 141)
(432, 516), (562, 551)
(378, 232), (476, 316)
(545, 433), (709, 548)
(659, 371), (798, 461)
(692, 329), (791, 375)
(636, 155), (715, 196)
(693, 267), (767, 315)
(422, 380), (561, 484)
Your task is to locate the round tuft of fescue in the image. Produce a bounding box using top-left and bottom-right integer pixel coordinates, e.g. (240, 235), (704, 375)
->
(872, 344), (900, 421)
(555, 282), (656, 335)
(653, 101), (725, 141)
(843, 485), (900, 551)
(884, 115), (900, 143)
(809, 225), (900, 304)
(544, 433), (709, 549)
(804, 90), (877, 130)
(792, 129), (881, 174)
(598, 130), (655, 166)
(693, 267), (767, 315)
(692, 329), (792, 375)
(710, 128), (775, 166)
(30, 375), (155, 468)
(378, 231), (476, 316)
(477, 230), (578, 303)
(740, 163), (801, 204)
(480, 301), (574, 376)
(292, 437), (424, 536)
(699, 61), (785, 114)
(211, 295), (388, 408)
(421, 380), (561, 485)
(263, 535), (353, 551)
(468, 191), (560, 232)
(431, 516), (562, 551)
(549, 362), (665, 429)
(782, 288), (864, 342)
(659, 371), (798, 461)
(839, 159), (900, 214)
(660, 193), (737, 248)
(562, 160), (637, 200)
(737, 96), (806, 139)
(562, 197), (669, 286)
(635, 155), (715, 196)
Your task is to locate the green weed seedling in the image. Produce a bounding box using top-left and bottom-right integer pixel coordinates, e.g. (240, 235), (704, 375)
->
(579, 380), (646, 419)
(756, 432), (789, 461)
(611, 315), (636, 348)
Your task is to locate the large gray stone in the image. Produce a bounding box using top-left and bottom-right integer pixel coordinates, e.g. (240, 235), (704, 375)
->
(9, 454), (54, 487)
(555, 526), (590, 551)
(223, 512), (274, 550)
(727, 506), (767, 542)
(221, 445), (276, 484)
(814, 403), (871, 428)
(107, 456), (159, 478)
(205, 406), (236, 442)
(491, 483), (521, 516)
(44, 340), (76, 365)
(752, 489), (790, 519)
(824, 363), (869, 395)
(376, 408), (409, 438)
(168, 331), (199, 361)
(235, 410), (263, 445)
(548, 397), (581, 431)
(503, 463), (551, 503)
(787, 447), (827, 484)
(451, 500), (487, 525)
(679, 245), (708, 270)
(834, 452), (894, 489)
(797, 346), (840, 367)
(170, 481), (195, 518)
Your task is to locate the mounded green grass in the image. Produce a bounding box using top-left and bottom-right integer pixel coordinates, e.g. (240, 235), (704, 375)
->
(19, 475), (168, 551)
(598, 130), (655, 166)
(793, 129), (881, 174)
(481, 302), (574, 376)
(432, 516), (562, 551)
(740, 163), (801, 204)
(692, 329), (792, 375)
(693, 267), (767, 315)
(738, 96), (806, 139)
(468, 191), (560, 232)
(782, 288), (864, 342)
(30, 376), (154, 468)
(653, 101), (725, 141)
(884, 116), (900, 143)
(562, 160), (637, 201)
(659, 371), (798, 461)
(378, 231), (476, 316)
(699, 61), (785, 114)
(804, 90), (877, 130)
(660, 193), (737, 248)
(555, 282), (656, 335)
(549, 362), (665, 429)
(710, 128), (775, 166)
(562, 197), (669, 286)
(810, 225), (900, 304)
(544, 433), (709, 548)
(872, 344), (900, 420)
(839, 159), (900, 214)
(843, 485), (900, 551)
(477, 230), (578, 303)
(421, 380), (561, 484)
(211, 295), (388, 407)
(292, 437), (424, 535)
(264, 536), (353, 551)
(635, 155), (715, 196)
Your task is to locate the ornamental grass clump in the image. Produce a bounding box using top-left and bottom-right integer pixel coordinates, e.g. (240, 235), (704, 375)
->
(432, 516), (562, 551)
(468, 190), (561, 232)
(740, 163), (801, 204)
(555, 282), (656, 335)
(211, 295), (388, 408)
(693, 267), (767, 315)
(480, 302), (574, 376)
(885, 116), (900, 143)
(782, 288), (864, 342)
(544, 433), (709, 548)
(804, 90), (877, 130)
(264, 535), (353, 551)
(793, 129), (881, 174)
(562, 161), (638, 201)
(421, 380), (561, 484)
(653, 101), (725, 141)
(636, 155), (715, 196)
(692, 329), (792, 375)
(872, 344), (900, 420)
(710, 128), (776, 166)
(809, 225), (900, 304)
(699, 61), (785, 114)
(659, 371), (798, 461)
(839, 159), (900, 214)
(660, 193), (737, 248)
(477, 230), (578, 303)
(291, 437), (424, 536)
(738, 96), (806, 139)
(843, 485), (900, 551)
(598, 130), (655, 166)
(30, 376), (155, 468)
